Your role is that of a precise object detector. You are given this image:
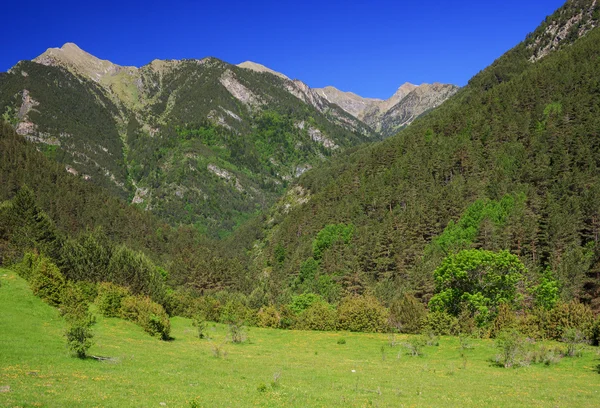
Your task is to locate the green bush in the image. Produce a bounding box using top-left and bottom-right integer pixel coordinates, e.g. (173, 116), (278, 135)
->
(107, 245), (165, 302)
(336, 295), (389, 333)
(288, 293), (325, 315)
(65, 314), (95, 359)
(389, 294), (426, 333)
(256, 305), (281, 328)
(294, 301), (337, 331)
(29, 255), (66, 307)
(192, 313), (207, 339)
(219, 299), (255, 326)
(120, 295), (171, 340)
(494, 329), (528, 368)
(96, 282), (131, 318)
(542, 301), (594, 340)
(423, 311), (459, 336)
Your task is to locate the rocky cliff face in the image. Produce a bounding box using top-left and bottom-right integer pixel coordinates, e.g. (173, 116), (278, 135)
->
(315, 82), (459, 137)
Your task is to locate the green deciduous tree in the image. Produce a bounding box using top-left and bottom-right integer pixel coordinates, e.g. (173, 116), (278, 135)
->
(429, 249), (526, 326)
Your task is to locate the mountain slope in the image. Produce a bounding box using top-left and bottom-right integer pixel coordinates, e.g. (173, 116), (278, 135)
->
(315, 82), (459, 136)
(251, 0), (600, 309)
(0, 46), (376, 235)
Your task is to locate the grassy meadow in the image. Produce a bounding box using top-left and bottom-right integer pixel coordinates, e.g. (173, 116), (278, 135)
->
(1, 268), (599, 407)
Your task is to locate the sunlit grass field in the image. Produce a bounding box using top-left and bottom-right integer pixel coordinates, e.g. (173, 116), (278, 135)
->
(1, 269), (599, 407)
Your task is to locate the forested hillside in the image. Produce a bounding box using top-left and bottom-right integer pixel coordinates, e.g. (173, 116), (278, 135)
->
(0, 121), (257, 294)
(0, 53), (374, 236)
(250, 0), (600, 311)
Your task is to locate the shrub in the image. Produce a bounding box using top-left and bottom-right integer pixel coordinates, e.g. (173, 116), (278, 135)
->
(65, 314), (95, 359)
(424, 311), (459, 336)
(256, 305), (281, 328)
(192, 314), (207, 339)
(60, 282), (90, 320)
(228, 320), (247, 343)
(336, 295), (389, 333)
(489, 303), (517, 338)
(96, 282), (131, 318)
(543, 301), (594, 340)
(295, 301), (337, 331)
(389, 294), (426, 333)
(530, 344), (562, 366)
(562, 328), (587, 357)
(403, 336), (426, 356)
(29, 255), (67, 307)
(288, 293), (325, 315)
(120, 295), (171, 340)
(494, 329), (528, 368)
(219, 299), (255, 326)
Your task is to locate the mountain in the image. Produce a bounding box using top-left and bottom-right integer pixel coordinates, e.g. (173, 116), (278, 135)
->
(0, 44), (376, 236)
(249, 0), (600, 310)
(315, 82), (459, 136)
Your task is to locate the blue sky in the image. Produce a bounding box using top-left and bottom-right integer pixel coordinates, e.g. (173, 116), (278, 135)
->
(1, 0), (565, 99)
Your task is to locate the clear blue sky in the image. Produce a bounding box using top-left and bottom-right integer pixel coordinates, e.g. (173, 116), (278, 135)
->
(1, 0), (565, 99)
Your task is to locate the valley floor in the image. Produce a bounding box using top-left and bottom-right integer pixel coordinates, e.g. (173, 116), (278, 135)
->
(1, 269), (599, 407)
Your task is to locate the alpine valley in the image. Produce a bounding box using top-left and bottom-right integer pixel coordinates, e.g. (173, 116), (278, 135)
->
(2, 1), (600, 406)
(0, 45), (456, 236)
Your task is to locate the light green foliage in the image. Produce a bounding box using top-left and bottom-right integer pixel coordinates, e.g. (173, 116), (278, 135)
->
(191, 314), (208, 339)
(532, 268), (560, 310)
(288, 293), (325, 315)
(429, 250), (526, 326)
(336, 295), (389, 333)
(312, 223), (354, 260)
(430, 194), (520, 254)
(562, 328), (587, 357)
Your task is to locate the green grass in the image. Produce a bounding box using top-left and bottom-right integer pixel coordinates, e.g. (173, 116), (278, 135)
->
(1, 269), (599, 407)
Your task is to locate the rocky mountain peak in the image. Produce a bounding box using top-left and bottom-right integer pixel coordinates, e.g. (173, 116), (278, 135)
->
(237, 61), (289, 80)
(33, 42), (136, 83)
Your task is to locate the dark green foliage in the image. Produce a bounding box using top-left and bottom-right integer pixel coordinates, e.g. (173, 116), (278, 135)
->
(389, 294), (427, 333)
(429, 250), (526, 326)
(255, 5), (600, 311)
(60, 228), (113, 283)
(336, 295), (389, 333)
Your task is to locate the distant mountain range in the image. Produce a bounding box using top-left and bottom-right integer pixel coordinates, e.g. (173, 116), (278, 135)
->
(0, 44), (456, 235)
